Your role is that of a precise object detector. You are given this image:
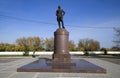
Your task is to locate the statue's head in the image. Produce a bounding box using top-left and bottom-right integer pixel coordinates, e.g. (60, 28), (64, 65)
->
(58, 6), (61, 9)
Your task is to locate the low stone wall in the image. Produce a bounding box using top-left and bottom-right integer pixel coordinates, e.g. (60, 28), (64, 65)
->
(0, 51), (120, 55)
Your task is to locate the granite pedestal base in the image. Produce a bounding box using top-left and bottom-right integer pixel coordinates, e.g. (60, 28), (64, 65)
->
(17, 58), (106, 73)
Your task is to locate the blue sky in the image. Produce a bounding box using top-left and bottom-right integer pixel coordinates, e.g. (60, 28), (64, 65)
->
(0, 0), (120, 48)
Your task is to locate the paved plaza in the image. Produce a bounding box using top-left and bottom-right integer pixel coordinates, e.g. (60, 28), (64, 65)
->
(0, 56), (120, 78)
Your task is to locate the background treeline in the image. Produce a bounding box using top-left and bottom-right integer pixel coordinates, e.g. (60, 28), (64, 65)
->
(0, 37), (119, 52)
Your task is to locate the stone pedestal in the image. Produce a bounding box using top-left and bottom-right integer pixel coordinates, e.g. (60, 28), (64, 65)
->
(52, 28), (73, 66)
(17, 28), (106, 73)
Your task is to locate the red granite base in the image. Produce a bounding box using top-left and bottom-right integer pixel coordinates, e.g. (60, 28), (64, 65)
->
(52, 54), (71, 62)
(51, 53), (75, 66)
(17, 58), (106, 73)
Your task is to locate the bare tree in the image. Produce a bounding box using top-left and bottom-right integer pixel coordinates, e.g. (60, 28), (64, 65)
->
(69, 40), (76, 51)
(16, 37), (43, 56)
(16, 37), (29, 55)
(113, 28), (120, 50)
(77, 38), (100, 51)
(44, 38), (54, 51)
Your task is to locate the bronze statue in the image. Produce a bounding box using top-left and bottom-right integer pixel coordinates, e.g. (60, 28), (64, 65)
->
(56, 6), (65, 28)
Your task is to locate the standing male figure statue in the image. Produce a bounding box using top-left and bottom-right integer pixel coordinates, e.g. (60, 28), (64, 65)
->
(56, 6), (65, 29)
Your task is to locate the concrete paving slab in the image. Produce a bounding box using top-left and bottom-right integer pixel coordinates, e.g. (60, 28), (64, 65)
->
(0, 57), (120, 78)
(9, 72), (36, 78)
(0, 72), (14, 78)
(37, 73), (61, 78)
